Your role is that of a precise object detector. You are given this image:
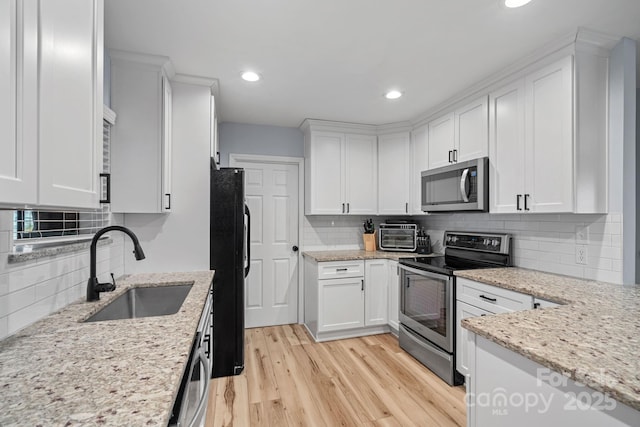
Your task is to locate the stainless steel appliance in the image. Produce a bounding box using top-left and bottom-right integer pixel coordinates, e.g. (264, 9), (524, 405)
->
(210, 165), (250, 377)
(169, 286), (213, 427)
(379, 223), (417, 252)
(398, 231), (511, 386)
(421, 157), (489, 212)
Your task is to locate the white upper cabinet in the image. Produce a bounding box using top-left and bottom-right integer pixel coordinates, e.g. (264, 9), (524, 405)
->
(378, 132), (410, 215)
(0, 0), (103, 209)
(304, 125), (377, 215)
(427, 96), (489, 170)
(109, 50), (174, 213)
(409, 125), (428, 214)
(490, 51), (607, 214)
(427, 112), (455, 169)
(0, 0), (37, 205)
(210, 94), (220, 167)
(455, 96), (489, 163)
(345, 133), (378, 214)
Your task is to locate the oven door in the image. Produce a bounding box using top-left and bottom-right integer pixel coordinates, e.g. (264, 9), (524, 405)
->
(399, 264), (454, 352)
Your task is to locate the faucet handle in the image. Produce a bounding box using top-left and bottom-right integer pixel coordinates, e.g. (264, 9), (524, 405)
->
(96, 273), (117, 293)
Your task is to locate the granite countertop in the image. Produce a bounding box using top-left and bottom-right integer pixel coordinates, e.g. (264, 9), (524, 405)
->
(0, 271), (214, 426)
(302, 249), (439, 262)
(456, 267), (640, 412)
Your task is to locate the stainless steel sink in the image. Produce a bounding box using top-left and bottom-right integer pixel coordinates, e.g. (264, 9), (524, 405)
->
(84, 284), (193, 322)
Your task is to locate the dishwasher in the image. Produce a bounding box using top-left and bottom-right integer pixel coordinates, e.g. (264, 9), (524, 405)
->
(169, 287), (213, 427)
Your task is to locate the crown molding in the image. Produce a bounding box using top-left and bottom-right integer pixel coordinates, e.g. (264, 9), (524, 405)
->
(108, 49), (175, 78)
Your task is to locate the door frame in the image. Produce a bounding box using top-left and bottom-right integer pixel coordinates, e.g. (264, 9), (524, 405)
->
(229, 153), (305, 324)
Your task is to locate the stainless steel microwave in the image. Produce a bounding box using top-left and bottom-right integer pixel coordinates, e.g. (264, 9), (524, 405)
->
(421, 157), (489, 212)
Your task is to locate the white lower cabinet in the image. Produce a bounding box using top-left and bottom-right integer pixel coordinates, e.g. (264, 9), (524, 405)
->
(387, 260), (400, 332)
(318, 277), (365, 332)
(304, 258), (391, 341)
(364, 260), (388, 326)
(456, 277), (533, 378)
(467, 334), (639, 427)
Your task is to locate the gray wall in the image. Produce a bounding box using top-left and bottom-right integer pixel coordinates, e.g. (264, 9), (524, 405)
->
(218, 122), (304, 166)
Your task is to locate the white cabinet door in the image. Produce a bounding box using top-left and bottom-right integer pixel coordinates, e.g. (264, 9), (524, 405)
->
(318, 277), (365, 332)
(364, 260), (388, 326)
(0, 0), (37, 205)
(524, 56), (573, 213)
(38, 0), (103, 209)
(456, 300), (491, 377)
(306, 131), (344, 215)
(387, 260), (400, 331)
(489, 80), (526, 213)
(109, 50), (173, 213)
(455, 96), (488, 163)
(345, 133), (377, 214)
(428, 112), (455, 169)
(409, 125), (428, 214)
(161, 75), (172, 212)
(377, 133), (410, 215)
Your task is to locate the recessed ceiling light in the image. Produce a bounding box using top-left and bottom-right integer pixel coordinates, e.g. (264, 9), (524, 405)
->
(241, 71), (260, 82)
(504, 0), (532, 8)
(385, 90), (402, 100)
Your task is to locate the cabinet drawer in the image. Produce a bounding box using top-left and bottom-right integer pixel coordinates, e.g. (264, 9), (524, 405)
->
(318, 261), (364, 279)
(456, 277), (532, 314)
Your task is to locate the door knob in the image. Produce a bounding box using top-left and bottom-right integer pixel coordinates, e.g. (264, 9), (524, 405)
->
(292, 245), (299, 252)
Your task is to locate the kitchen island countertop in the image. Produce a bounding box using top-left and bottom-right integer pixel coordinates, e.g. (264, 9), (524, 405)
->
(0, 270), (214, 426)
(456, 267), (640, 412)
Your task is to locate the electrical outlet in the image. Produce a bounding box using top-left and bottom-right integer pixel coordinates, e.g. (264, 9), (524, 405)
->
(575, 245), (587, 265)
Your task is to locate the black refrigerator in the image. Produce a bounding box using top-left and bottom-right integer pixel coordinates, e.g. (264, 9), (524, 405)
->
(210, 164), (249, 378)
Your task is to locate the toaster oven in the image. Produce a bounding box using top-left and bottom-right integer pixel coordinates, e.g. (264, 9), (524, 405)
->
(378, 223), (417, 252)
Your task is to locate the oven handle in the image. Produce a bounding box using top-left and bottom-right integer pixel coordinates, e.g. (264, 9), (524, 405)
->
(187, 350), (211, 427)
(398, 264), (451, 281)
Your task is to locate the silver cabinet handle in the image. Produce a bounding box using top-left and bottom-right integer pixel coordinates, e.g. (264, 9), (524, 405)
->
(460, 168), (470, 202)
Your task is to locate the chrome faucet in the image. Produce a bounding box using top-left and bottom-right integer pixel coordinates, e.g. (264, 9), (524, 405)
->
(87, 226), (146, 302)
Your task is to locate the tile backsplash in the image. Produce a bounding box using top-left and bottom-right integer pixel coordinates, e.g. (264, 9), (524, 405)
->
(0, 212), (125, 340)
(303, 212), (623, 284)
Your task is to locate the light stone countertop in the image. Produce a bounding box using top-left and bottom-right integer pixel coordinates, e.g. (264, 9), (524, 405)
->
(0, 270), (214, 426)
(302, 249), (439, 262)
(456, 267), (640, 412)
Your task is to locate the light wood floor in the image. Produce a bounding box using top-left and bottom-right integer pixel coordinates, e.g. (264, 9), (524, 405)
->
(205, 324), (466, 426)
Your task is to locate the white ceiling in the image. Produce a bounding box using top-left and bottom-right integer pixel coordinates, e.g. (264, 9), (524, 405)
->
(105, 0), (640, 128)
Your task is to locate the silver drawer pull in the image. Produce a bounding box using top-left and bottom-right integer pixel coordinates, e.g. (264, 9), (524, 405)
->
(479, 294), (497, 303)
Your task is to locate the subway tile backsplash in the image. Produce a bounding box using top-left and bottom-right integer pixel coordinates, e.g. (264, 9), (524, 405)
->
(0, 211), (125, 340)
(303, 212), (623, 284)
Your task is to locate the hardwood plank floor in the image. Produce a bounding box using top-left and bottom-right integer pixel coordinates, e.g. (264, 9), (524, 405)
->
(205, 324), (466, 427)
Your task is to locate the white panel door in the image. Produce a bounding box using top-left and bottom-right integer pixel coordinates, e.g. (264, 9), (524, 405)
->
(344, 133), (377, 214)
(525, 56), (573, 213)
(455, 96), (489, 163)
(428, 112), (455, 169)
(364, 260), (388, 326)
(489, 80), (526, 213)
(378, 133), (410, 215)
(232, 158), (299, 328)
(38, 0), (102, 208)
(409, 125), (428, 214)
(0, 0), (37, 205)
(307, 132), (344, 214)
(318, 277), (364, 332)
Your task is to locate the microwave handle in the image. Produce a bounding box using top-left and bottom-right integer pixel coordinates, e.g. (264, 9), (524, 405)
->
(460, 168), (470, 202)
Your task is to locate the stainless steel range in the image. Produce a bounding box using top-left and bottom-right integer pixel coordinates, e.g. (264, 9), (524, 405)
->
(398, 231), (512, 386)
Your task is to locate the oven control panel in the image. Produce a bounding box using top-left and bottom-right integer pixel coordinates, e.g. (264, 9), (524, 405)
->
(444, 232), (510, 254)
